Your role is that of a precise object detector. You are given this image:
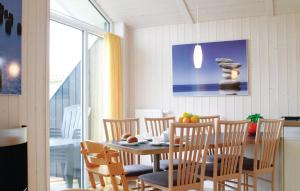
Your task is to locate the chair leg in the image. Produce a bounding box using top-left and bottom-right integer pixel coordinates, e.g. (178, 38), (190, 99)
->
(213, 181), (218, 191)
(98, 175), (106, 187)
(272, 171), (275, 191)
(245, 173), (249, 191)
(88, 172), (97, 189)
(111, 175), (119, 191)
(237, 177), (241, 191)
(120, 175), (129, 191)
(140, 179), (145, 191)
(253, 175), (257, 191)
(135, 179), (140, 189)
(218, 181), (224, 191)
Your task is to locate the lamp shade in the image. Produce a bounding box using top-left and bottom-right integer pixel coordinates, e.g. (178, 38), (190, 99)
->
(193, 44), (203, 68)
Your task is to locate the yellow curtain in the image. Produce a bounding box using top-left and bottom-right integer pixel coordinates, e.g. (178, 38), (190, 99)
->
(104, 32), (123, 119)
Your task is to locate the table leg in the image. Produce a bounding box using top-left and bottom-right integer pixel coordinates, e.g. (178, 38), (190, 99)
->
(153, 154), (160, 172)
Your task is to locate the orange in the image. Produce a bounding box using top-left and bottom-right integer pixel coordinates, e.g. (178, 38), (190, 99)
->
(190, 116), (199, 123)
(182, 117), (191, 123)
(178, 117), (184, 123)
(191, 115), (199, 123)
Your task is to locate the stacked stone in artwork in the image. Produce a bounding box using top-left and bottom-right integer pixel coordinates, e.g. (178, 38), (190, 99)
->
(216, 58), (241, 94)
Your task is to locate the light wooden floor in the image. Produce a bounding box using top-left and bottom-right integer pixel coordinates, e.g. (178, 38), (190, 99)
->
(50, 179), (234, 191)
(50, 176), (80, 191)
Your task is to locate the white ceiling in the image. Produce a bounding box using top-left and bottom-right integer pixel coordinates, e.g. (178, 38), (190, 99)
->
(95, 0), (300, 28)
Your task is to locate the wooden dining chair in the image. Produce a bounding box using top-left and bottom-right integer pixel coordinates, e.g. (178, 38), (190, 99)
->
(204, 120), (249, 191)
(243, 119), (283, 191)
(144, 117), (176, 170)
(139, 122), (214, 191)
(80, 140), (129, 191)
(103, 119), (153, 185)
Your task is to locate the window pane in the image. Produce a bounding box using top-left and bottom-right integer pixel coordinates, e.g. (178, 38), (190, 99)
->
(51, 0), (109, 31)
(49, 20), (83, 190)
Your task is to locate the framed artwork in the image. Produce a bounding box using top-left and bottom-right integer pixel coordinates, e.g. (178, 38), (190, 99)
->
(172, 40), (248, 96)
(0, 0), (22, 94)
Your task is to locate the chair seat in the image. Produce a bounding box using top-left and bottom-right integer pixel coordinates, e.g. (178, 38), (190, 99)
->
(243, 157), (255, 171)
(243, 157), (272, 171)
(124, 164), (153, 177)
(204, 162), (240, 177)
(206, 154), (222, 163)
(160, 159), (179, 170)
(204, 163), (220, 177)
(139, 170), (178, 187)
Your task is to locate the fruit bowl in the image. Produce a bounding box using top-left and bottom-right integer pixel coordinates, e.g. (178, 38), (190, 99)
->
(178, 112), (200, 123)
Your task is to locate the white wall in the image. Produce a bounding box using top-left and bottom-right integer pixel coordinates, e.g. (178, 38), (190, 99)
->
(128, 13), (300, 120)
(0, 0), (49, 190)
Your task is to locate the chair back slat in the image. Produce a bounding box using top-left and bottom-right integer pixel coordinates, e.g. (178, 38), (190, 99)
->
(145, 117), (176, 160)
(169, 122), (213, 189)
(103, 118), (140, 165)
(216, 120), (249, 177)
(254, 119), (283, 170)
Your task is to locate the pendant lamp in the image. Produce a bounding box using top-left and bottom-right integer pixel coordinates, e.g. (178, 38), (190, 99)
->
(193, 7), (203, 69)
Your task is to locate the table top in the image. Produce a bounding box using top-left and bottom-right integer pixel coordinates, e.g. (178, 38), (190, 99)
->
(105, 135), (256, 155)
(105, 141), (174, 155)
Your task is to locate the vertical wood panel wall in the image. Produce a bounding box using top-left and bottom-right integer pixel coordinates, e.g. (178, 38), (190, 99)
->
(128, 13), (300, 120)
(0, 0), (49, 190)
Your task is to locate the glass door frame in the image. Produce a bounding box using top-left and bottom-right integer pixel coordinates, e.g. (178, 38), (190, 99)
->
(50, 6), (110, 188)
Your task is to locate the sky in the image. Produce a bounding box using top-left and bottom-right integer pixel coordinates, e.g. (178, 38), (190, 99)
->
(0, 0), (22, 94)
(172, 40), (248, 85)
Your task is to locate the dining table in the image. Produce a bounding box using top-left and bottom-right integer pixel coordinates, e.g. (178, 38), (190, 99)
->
(104, 135), (256, 172)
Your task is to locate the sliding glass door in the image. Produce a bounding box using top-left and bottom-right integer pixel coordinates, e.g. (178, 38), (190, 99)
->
(49, 20), (83, 190)
(49, 1), (109, 190)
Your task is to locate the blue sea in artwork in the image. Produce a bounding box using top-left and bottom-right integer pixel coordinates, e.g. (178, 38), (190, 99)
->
(173, 82), (248, 96)
(0, 0), (22, 94)
(172, 40), (248, 96)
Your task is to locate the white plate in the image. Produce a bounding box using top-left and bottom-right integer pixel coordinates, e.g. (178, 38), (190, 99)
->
(138, 140), (148, 144)
(118, 141), (139, 146)
(150, 142), (162, 146)
(164, 142), (180, 146)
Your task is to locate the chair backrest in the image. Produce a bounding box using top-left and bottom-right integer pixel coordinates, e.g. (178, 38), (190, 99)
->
(61, 105), (82, 139)
(144, 117), (176, 160)
(168, 122), (213, 189)
(103, 118), (140, 165)
(144, 116), (176, 137)
(198, 115), (220, 124)
(81, 140), (107, 168)
(80, 140), (129, 191)
(214, 120), (249, 177)
(103, 118), (140, 141)
(254, 119), (283, 171)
